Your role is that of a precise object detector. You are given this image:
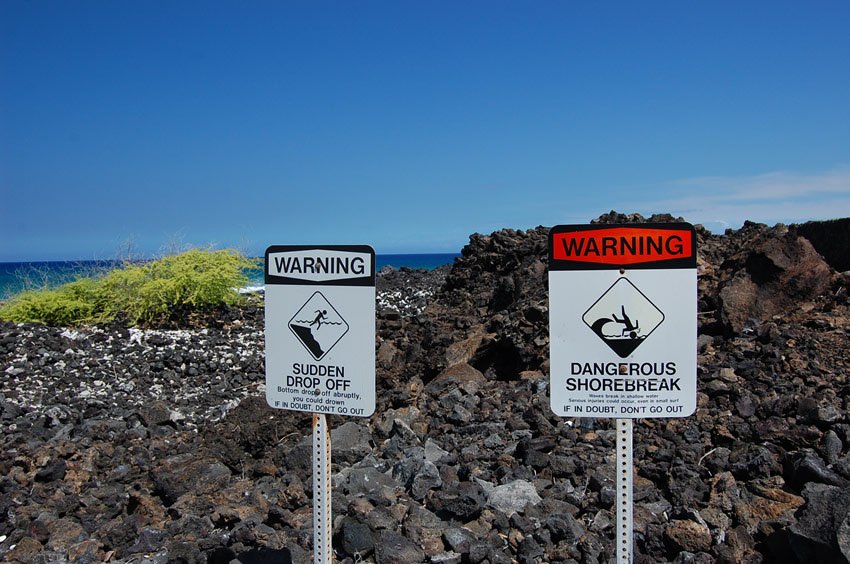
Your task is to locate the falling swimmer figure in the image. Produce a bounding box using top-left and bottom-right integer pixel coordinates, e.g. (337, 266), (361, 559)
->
(612, 306), (639, 338)
(589, 306), (641, 340)
(310, 309), (328, 330)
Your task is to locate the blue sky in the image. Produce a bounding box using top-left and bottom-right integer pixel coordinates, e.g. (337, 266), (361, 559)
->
(2, 1), (849, 261)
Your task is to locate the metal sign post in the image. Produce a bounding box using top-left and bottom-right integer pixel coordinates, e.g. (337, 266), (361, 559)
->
(312, 414), (332, 564)
(616, 418), (633, 563)
(548, 223), (697, 562)
(265, 245), (376, 563)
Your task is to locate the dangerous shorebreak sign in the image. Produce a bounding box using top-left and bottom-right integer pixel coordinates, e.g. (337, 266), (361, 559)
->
(265, 246), (376, 417)
(549, 223), (697, 419)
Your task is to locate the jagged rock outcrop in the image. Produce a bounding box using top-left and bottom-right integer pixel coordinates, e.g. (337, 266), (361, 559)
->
(1, 213), (849, 563)
(797, 218), (850, 273)
(716, 223), (833, 334)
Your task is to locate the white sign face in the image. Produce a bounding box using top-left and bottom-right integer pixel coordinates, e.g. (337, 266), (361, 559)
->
(265, 245), (375, 417)
(549, 224), (697, 419)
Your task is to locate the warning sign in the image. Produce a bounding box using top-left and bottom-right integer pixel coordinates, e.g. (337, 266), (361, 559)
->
(265, 246), (375, 417)
(548, 223), (697, 419)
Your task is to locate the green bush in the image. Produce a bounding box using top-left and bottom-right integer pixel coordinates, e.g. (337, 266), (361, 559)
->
(0, 249), (259, 327)
(0, 278), (109, 326)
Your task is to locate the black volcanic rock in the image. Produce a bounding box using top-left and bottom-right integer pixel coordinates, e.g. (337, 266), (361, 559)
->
(716, 224), (833, 334)
(2, 213), (850, 563)
(796, 218), (850, 272)
(788, 483), (850, 563)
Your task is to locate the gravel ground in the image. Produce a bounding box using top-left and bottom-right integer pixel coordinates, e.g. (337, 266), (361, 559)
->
(2, 218), (850, 563)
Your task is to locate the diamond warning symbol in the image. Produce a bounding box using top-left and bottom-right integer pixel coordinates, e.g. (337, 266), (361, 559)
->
(582, 277), (664, 358)
(289, 291), (349, 360)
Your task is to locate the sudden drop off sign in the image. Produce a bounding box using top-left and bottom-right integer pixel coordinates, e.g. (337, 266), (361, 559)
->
(264, 245), (375, 417)
(548, 224), (697, 418)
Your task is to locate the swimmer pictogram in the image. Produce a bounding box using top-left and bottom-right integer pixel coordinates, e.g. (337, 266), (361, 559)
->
(582, 278), (664, 358)
(289, 292), (349, 360)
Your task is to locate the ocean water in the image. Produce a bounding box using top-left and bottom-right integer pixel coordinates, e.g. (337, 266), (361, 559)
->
(0, 253), (460, 299)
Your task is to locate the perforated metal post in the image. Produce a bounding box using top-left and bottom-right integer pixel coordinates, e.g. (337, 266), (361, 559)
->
(616, 418), (633, 563)
(312, 413), (332, 564)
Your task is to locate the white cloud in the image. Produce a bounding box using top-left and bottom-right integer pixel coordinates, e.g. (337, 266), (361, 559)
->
(631, 166), (850, 232)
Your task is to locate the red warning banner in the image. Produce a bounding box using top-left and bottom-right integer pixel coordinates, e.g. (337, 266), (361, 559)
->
(549, 224), (696, 269)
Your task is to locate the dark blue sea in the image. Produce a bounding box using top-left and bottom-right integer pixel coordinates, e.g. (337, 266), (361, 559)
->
(0, 254), (460, 299)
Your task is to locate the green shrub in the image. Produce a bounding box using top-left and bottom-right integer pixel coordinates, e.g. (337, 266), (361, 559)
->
(0, 249), (259, 327)
(0, 277), (110, 326)
(102, 249), (257, 325)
